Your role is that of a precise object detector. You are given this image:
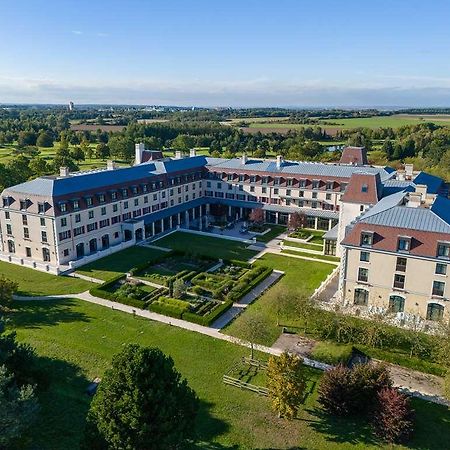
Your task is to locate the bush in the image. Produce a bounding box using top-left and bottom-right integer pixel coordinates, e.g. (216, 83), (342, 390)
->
(310, 343), (353, 365)
(182, 300), (233, 326)
(373, 387), (414, 444)
(318, 363), (392, 416)
(227, 266), (273, 302)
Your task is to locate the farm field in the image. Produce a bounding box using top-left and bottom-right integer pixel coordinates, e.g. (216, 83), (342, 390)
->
(11, 298), (450, 450)
(240, 114), (450, 134)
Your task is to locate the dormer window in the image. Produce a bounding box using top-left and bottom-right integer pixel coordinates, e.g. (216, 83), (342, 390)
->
(437, 242), (450, 259)
(312, 180), (320, 189)
(360, 231), (373, 247)
(85, 197), (93, 207)
(60, 202), (67, 213)
(38, 202), (45, 214)
(397, 237), (411, 252)
(326, 181), (333, 191)
(73, 200), (80, 210)
(122, 189), (128, 198)
(131, 186), (138, 195)
(20, 199), (28, 210)
(2, 197), (11, 207)
(111, 191), (117, 201)
(361, 184), (368, 193)
(98, 194), (106, 203)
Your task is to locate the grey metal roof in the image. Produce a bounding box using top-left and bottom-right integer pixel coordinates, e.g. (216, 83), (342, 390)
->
(323, 223), (339, 240)
(208, 157), (393, 180)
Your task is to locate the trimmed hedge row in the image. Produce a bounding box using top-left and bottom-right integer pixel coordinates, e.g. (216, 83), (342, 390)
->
(89, 275), (146, 309)
(226, 266), (273, 302)
(182, 300), (234, 326)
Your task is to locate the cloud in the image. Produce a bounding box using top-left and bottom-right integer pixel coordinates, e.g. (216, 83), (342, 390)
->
(71, 30), (83, 35)
(96, 32), (109, 37)
(1, 76), (450, 107)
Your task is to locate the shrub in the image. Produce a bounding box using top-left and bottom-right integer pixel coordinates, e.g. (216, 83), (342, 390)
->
(373, 387), (414, 444)
(318, 363), (392, 416)
(310, 343), (353, 365)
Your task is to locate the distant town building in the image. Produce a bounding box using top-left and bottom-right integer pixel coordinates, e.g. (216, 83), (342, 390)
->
(68, 101), (74, 111)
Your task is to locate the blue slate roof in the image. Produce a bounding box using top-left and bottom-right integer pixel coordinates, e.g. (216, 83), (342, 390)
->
(358, 192), (450, 233)
(208, 158), (393, 180)
(413, 172), (444, 194)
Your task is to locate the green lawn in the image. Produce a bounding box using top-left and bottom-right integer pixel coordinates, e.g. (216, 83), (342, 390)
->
(0, 260), (93, 296)
(283, 240), (323, 251)
(155, 231), (258, 261)
(225, 254), (334, 345)
(281, 249), (340, 263)
(76, 246), (166, 281)
(255, 225), (286, 242)
(10, 298), (450, 450)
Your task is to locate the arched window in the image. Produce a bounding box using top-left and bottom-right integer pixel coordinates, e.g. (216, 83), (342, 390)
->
(389, 295), (405, 313)
(426, 303), (444, 321)
(354, 288), (369, 306)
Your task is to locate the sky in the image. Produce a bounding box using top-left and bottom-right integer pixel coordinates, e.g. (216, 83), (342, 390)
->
(1, 0), (450, 107)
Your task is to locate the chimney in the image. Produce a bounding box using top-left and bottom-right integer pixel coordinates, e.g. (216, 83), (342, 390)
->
(415, 184), (428, 200)
(405, 163), (414, 180)
(189, 149), (197, 158)
(59, 167), (69, 177)
(174, 150), (183, 159)
(408, 192), (422, 208)
(106, 160), (117, 170)
(135, 142), (145, 165)
(241, 153), (247, 164)
(276, 155), (283, 169)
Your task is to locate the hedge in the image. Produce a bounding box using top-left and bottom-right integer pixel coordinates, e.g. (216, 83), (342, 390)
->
(148, 302), (184, 319)
(89, 275), (146, 309)
(226, 266), (273, 302)
(182, 300), (234, 326)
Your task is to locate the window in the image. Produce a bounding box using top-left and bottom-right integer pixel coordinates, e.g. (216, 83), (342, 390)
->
(436, 263), (447, 275)
(393, 274), (405, 290)
(389, 296), (405, 313)
(61, 217), (67, 227)
(287, 178), (293, 186)
(361, 184), (368, 193)
(360, 232), (373, 247)
(101, 207), (106, 215)
(98, 194), (106, 203)
(432, 281), (445, 297)
(312, 192), (317, 199)
(134, 199), (139, 206)
(23, 227), (29, 239)
(273, 188), (279, 195)
(216, 182), (222, 189)
(326, 182), (333, 190)
(326, 193), (331, 200)
(42, 248), (50, 262)
(63, 249), (69, 257)
(262, 187), (267, 194)
(6, 224), (12, 235)
(360, 251), (370, 262)
(7, 240), (15, 253)
(60, 202), (67, 212)
(88, 210), (94, 219)
(426, 303), (444, 321)
(73, 226), (85, 236)
(20, 199), (28, 210)
(122, 189), (128, 198)
(437, 243), (450, 258)
(40, 217), (45, 226)
(396, 257), (407, 272)
(86, 197), (93, 207)
(41, 231), (47, 243)
(59, 230), (71, 241)
(312, 180), (320, 189)
(25, 247), (32, 257)
(5, 211), (10, 220)
(250, 186), (255, 192)
(75, 214), (81, 223)
(354, 288), (368, 306)
(357, 267), (369, 282)
(397, 237), (411, 252)
(73, 200), (80, 209)
(274, 177), (280, 185)
(311, 201), (317, 209)
(21, 214), (27, 225)
(111, 191), (117, 200)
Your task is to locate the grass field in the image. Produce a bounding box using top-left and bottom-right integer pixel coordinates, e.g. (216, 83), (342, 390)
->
(11, 298), (450, 449)
(281, 249), (340, 262)
(0, 260), (93, 296)
(225, 253), (334, 345)
(155, 231), (258, 261)
(76, 246), (166, 281)
(241, 114), (450, 134)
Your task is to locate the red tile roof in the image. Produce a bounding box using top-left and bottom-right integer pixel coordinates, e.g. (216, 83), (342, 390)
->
(341, 173), (381, 204)
(339, 146), (368, 165)
(341, 222), (450, 259)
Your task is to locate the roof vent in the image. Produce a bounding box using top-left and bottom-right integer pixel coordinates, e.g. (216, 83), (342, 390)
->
(242, 153), (247, 164)
(174, 150), (183, 159)
(59, 167), (70, 177)
(189, 149), (196, 157)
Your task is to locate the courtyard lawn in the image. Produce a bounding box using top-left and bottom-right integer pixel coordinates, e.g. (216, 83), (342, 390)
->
(75, 246), (166, 281)
(155, 231), (258, 261)
(225, 254), (334, 345)
(10, 298), (450, 450)
(255, 225), (286, 242)
(281, 249), (340, 262)
(0, 260), (93, 296)
(283, 240), (323, 251)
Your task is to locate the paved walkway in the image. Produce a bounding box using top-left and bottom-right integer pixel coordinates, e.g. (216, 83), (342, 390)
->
(210, 270), (285, 329)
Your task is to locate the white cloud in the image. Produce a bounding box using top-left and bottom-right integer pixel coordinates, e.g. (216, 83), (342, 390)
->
(71, 30), (83, 35)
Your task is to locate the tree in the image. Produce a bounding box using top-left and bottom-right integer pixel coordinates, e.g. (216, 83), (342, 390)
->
(172, 278), (186, 299)
(267, 352), (306, 419)
(444, 371), (450, 402)
(0, 277), (18, 307)
(95, 143), (110, 160)
(232, 311), (270, 359)
(29, 157), (49, 176)
(70, 146), (85, 161)
(288, 212), (306, 231)
(249, 208), (264, 224)
(84, 345), (198, 450)
(36, 130), (53, 148)
(318, 363), (392, 416)
(0, 365), (39, 449)
(172, 134), (195, 152)
(373, 387), (414, 444)
(17, 130), (37, 147)
(108, 135), (134, 160)
(80, 140), (92, 159)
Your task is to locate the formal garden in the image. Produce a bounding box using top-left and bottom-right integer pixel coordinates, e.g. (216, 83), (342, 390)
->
(89, 249), (273, 326)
